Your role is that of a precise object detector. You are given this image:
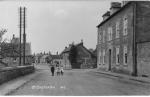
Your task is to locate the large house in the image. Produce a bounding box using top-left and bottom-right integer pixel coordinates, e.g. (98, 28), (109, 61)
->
(61, 40), (96, 69)
(97, 1), (150, 77)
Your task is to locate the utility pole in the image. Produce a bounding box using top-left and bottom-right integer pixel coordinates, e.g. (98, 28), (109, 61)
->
(19, 6), (26, 66)
(19, 7), (22, 66)
(23, 7), (26, 65)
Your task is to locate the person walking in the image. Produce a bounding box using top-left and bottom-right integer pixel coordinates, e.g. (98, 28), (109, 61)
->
(51, 65), (55, 76)
(60, 65), (64, 76)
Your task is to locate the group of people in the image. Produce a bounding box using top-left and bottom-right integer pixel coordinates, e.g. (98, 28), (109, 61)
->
(50, 63), (64, 76)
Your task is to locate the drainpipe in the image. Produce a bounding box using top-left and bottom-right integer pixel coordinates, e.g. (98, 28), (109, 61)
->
(132, 2), (137, 76)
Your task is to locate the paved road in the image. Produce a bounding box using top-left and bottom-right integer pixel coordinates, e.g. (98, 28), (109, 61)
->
(10, 64), (150, 96)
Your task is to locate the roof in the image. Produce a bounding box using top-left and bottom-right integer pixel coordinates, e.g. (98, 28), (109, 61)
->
(51, 55), (62, 59)
(61, 45), (73, 53)
(97, 1), (132, 28)
(62, 42), (96, 58)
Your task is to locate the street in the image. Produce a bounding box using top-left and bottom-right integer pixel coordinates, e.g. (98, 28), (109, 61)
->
(9, 64), (150, 96)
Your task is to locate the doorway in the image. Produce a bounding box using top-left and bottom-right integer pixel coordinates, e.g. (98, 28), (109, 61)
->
(108, 49), (111, 71)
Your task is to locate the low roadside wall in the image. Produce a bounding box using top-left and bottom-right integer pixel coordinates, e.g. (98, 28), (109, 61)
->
(0, 65), (35, 85)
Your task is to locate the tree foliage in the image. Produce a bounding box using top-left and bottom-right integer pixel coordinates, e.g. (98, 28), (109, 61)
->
(69, 45), (77, 64)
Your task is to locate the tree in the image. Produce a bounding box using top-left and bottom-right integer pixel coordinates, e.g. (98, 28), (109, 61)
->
(69, 45), (77, 66)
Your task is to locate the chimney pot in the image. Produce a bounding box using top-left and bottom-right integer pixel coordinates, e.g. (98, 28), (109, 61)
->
(110, 2), (121, 15)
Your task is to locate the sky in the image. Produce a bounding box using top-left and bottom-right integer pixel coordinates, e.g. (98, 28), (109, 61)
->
(0, 0), (113, 54)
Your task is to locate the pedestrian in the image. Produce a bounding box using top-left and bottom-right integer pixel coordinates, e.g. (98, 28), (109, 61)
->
(56, 66), (61, 76)
(60, 65), (64, 76)
(51, 64), (55, 76)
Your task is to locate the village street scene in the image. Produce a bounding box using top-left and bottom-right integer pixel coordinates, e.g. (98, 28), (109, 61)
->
(0, 0), (150, 96)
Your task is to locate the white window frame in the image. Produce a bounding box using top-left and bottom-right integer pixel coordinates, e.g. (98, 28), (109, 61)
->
(98, 31), (101, 44)
(116, 21), (120, 38)
(123, 16), (128, 36)
(123, 45), (128, 65)
(103, 30), (105, 43)
(116, 46), (120, 65)
(108, 27), (112, 41)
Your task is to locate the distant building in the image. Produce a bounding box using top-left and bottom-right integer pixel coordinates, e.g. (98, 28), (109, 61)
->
(51, 55), (63, 66)
(61, 40), (96, 69)
(97, 1), (150, 77)
(0, 34), (32, 66)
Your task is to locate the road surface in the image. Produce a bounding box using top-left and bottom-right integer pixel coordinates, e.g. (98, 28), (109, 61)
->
(9, 64), (150, 96)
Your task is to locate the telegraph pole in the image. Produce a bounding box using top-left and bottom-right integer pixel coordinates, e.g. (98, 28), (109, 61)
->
(19, 6), (26, 66)
(23, 7), (26, 65)
(19, 7), (22, 66)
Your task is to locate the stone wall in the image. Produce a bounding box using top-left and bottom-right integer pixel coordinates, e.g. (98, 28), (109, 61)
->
(0, 65), (34, 85)
(137, 42), (150, 77)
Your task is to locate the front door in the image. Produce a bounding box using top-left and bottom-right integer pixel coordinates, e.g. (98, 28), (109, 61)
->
(108, 49), (111, 71)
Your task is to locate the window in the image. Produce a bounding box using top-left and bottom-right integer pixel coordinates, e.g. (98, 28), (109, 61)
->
(108, 27), (112, 41)
(102, 49), (105, 65)
(116, 47), (120, 65)
(99, 51), (101, 65)
(103, 30), (105, 43)
(116, 21), (120, 38)
(123, 16), (128, 36)
(98, 31), (101, 44)
(123, 45), (127, 65)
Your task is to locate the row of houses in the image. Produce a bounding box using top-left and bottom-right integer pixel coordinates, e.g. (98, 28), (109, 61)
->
(35, 40), (97, 69)
(97, 1), (150, 77)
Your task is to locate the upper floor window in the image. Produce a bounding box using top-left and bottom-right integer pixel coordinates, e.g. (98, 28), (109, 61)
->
(116, 46), (120, 65)
(108, 27), (112, 41)
(103, 30), (105, 43)
(123, 16), (128, 36)
(98, 31), (101, 44)
(116, 21), (120, 38)
(123, 45), (128, 65)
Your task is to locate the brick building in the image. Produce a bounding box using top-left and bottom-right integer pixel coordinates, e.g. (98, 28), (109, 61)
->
(97, 1), (150, 77)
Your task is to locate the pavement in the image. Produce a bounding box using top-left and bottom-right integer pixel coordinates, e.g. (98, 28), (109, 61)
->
(90, 69), (150, 84)
(0, 64), (150, 95)
(0, 70), (40, 95)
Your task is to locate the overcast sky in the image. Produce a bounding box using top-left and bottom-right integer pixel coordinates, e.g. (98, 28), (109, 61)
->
(0, 0), (114, 54)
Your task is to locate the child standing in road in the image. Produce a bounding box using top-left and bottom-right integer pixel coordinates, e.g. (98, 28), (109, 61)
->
(60, 65), (64, 76)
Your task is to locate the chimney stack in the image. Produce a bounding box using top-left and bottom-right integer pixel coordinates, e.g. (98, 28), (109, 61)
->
(110, 2), (121, 15)
(102, 11), (110, 21)
(122, 1), (129, 7)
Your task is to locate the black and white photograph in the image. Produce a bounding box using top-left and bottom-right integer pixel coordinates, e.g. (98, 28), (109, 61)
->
(0, 0), (150, 96)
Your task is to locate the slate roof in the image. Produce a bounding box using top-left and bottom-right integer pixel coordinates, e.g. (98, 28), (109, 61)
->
(97, 1), (131, 28)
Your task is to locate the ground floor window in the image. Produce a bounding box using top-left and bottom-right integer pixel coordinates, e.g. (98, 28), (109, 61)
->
(116, 47), (120, 65)
(99, 51), (101, 65)
(123, 45), (127, 65)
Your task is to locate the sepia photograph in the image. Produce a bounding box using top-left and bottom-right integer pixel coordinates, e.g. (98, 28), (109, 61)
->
(0, 0), (150, 96)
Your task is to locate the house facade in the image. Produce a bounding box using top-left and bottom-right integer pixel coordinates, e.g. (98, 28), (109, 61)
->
(97, 1), (150, 77)
(62, 41), (96, 69)
(61, 46), (72, 69)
